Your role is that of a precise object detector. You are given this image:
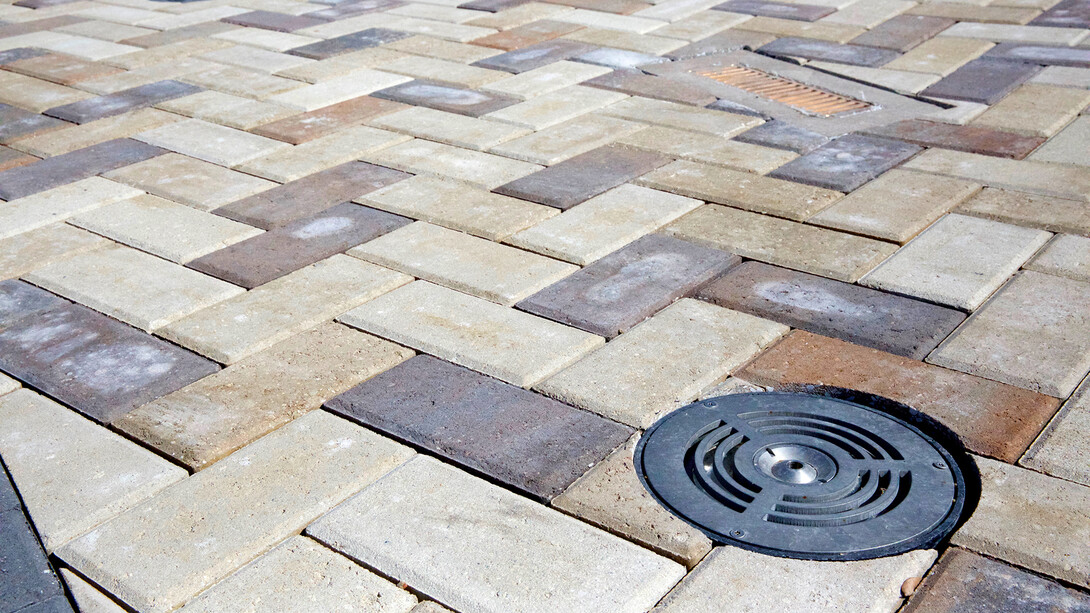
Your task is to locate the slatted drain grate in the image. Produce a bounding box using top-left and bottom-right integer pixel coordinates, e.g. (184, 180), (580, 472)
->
(698, 66), (873, 117)
(635, 392), (968, 560)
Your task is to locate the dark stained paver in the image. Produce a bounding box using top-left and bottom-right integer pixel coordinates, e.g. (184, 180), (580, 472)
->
(43, 80), (202, 124)
(494, 145), (671, 210)
(325, 354), (633, 501)
(697, 262), (966, 360)
(862, 119), (1045, 159)
(759, 37), (900, 67)
(850, 15), (954, 52)
(738, 331), (1059, 461)
(921, 58), (1041, 105)
(518, 234), (738, 338)
(252, 96), (405, 144)
(1030, 0), (1090, 28)
(0, 103), (68, 144)
(459, 0), (533, 11)
(189, 202), (410, 288)
(287, 28), (412, 59)
(733, 119), (828, 153)
(585, 70), (717, 106)
(0, 138), (164, 201)
(0, 469), (71, 613)
(222, 10), (328, 32)
(0, 47), (50, 65)
(0, 280), (219, 423)
(903, 548), (1090, 612)
(370, 80), (520, 117)
(472, 39), (597, 73)
(712, 0), (833, 21)
(984, 43), (1090, 68)
(213, 161), (410, 229)
(768, 134), (921, 192)
(471, 20), (582, 51)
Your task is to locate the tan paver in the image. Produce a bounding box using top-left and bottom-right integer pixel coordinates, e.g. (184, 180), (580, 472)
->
(69, 194), (263, 263)
(381, 55), (508, 88)
(350, 221), (577, 306)
(118, 323), (412, 470)
(957, 187), (1090, 236)
(371, 106), (531, 151)
(159, 254), (410, 364)
(57, 410), (414, 613)
(307, 455), (686, 613)
(929, 270), (1090, 397)
(638, 159), (843, 221)
(653, 547), (937, 613)
(938, 21), (1088, 45)
(385, 35), (500, 63)
(553, 8), (667, 33)
(0, 390), (186, 552)
(135, 118), (291, 167)
(360, 175), (558, 240)
(489, 114), (643, 165)
(884, 37), (994, 75)
(485, 85), (628, 129)
(11, 108), (181, 157)
(0, 373), (16, 397)
(617, 126), (798, 174)
(62, 569), (128, 613)
(734, 15), (864, 42)
(103, 152), (276, 212)
(339, 281), (604, 387)
(537, 299), (787, 427)
(178, 536), (417, 613)
(236, 125), (410, 182)
(482, 60), (612, 99)
(0, 177), (141, 240)
(664, 205), (898, 282)
(0, 70), (92, 112)
(1023, 376), (1090, 487)
(903, 148), (1090, 203)
(1029, 115), (1090, 167)
(600, 96), (763, 136)
(156, 90), (296, 131)
(552, 435), (713, 567)
(0, 224), (108, 281)
(507, 184), (702, 265)
(267, 70), (412, 111)
(1025, 234), (1090, 283)
(25, 243), (244, 331)
(366, 138), (541, 189)
(861, 214), (1051, 311)
(952, 456), (1090, 589)
(971, 84), (1090, 138)
(563, 27), (688, 53)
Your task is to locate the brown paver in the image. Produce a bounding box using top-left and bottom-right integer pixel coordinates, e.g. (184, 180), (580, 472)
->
(861, 119), (1046, 159)
(252, 96), (405, 144)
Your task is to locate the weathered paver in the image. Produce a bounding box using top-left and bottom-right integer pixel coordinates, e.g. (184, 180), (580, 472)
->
(190, 202), (410, 288)
(739, 331), (1061, 462)
(1030, 115), (1090, 167)
(958, 187), (1090, 236)
(0, 138), (162, 201)
(1022, 376), (1090, 487)
(518, 233), (738, 337)
(0, 466), (69, 613)
(903, 548), (1090, 613)
(160, 255), (410, 364)
(135, 119), (290, 167)
(326, 354), (632, 500)
(118, 323), (412, 470)
(952, 456), (1090, 589)
(371, 79), (520, 116)
(920, 58), (1041, 104)
(537, 299), (787, 427)
(57, 411), (414, 613)
(44, 79), (200, 124)
(904, 148), (1090, 203)
(733, 119), (829, 154)
(618, 126), (798, 174)
(1025, 234), (1090, 283)
(0, 389), (186, 552)
(307, 455), (685, 613)
(971, 83), (1090, 138)
(0, 224), (108, 281)
(0, 280), (219, 423)
(368, 138), (541, 189)
(653, 546), (936, 613)
(861, 214), (1051, 311)
(767, 134), (922, 192)
(177, 536), (418, 613)
(26, 243), (245, 332)
(862, 119), (1046, 160)
(103, 152), (276, 212)
(350, 221), (577, 305)
(236, 125), (410, 183)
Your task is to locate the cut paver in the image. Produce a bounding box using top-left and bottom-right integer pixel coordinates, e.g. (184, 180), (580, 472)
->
(903, 148), (1090, 203)
(759, 37), (899, 66)
(958, 187), (1090, 236)
(160, 254), (411, 364)
(265, 70), (411, 112)
(767, 134), (921, 192)
(307, 455), (685, 613)
(985, 42), (1090, 67)
(69, 194), (263, 263)
(62, 568), (127, 613)
(536, 299), (786, 427)
(1025, 234), (1090, 283)
(367, 138), (541, 189)
(866, 213), (1052, 310)
(0, 389), (186, 551)
(0, 280), (219, 423)
(653, 546), (936, 613)
(952, 456), (1090, 589)
(0, 138), (162, 201)
(518, 233), (738, 337)
(252, 96), (405, 144)
(903, 548), (1090, 613)
(929, 270), (1090, 397)
(326, 354), (632, 500)
(57, 410), (414, 613)
(339, 280), (603, 387)
(1030, 115), (1090, 166)
(638, 159), (842, 221)
(118, 322), (412, 470)
(473, 39), (597, 73)
(135, 119), (290, 167)
(599, 96), (763, 137)
(177, 536), (417, 613)
(0, 224), (108, 280)
(214, 161), (410, 229)
(584, 69), (719, 106)
(494, 144), (670, 209)
(552, 434), (713, 567)
(507, 184), (702, 265)
(483, 60), (612, 100)
(26, 243), (245, 332)
(190, 202), (410, 288)
(732, 120), (828, 154)
(1022, 376), (1090, 487)
(43, 79), (200, 124)
(350, 221), (577, 305)
(665, 205), (898, 282)
(0, 468), (68, 613)
(371, 80), (520, 116)
(739, 330), (1061, 462)
(617, 126), (798, 174)
(920, 58), (1040, 104)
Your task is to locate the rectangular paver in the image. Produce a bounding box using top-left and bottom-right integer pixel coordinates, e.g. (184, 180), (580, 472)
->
(135, 119), (290, 167)
(252, 95), (405, 144)
(235, 125), (409, 183)
(971, 83), (1090, 138)
(367, 138), (541, 189)
(0, 177), (141, 240)
(920, 58), (1040, 104)
(371, 105), (531, 151)
(599, 96), (763, 136)
(861, 119), (1045, 160)
(43, 79), (200, 124)
(371, 79), (520, 116)
(905, 148), (1090, 203)
(767, 134), (922, 192)
(0, 224), (107, 281)
(618, 126), (798, 174)
(958, 187), (1090, 236)
(103, 153), (275, 212)
(1023, 376), (1090, 487)
(0, 138), (162, 201)
(489, 114), (643, 165)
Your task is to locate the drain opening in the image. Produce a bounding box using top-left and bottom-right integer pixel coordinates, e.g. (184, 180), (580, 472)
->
(697, 66), (873, 117)
(635, 392), (969, 561)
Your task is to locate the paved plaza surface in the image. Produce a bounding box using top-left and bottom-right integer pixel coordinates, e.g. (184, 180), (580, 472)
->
(1, 0), (1090, 609)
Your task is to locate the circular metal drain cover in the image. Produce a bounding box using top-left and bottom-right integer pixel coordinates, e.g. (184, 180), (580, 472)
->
(635, 392), (967, 560)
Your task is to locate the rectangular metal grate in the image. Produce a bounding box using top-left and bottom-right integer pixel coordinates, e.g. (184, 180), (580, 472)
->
(698, 66), (872, 117)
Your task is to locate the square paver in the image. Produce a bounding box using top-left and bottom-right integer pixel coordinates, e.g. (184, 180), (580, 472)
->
(861, 213), (1051, 311)
(307, 456), (685, 613)
(537, 298), (787, 427)
(135, 119), (290, 167)
(518, 233), (738, 338)
(103, 153), (276, 212)
(326, 354), (632, 500)
(340, 280), (604, 387)
(0, 280), (219, 423)
(0, 138), (162, 201)
(371, 80), (520, 116)
(767, 134), (921, 192)
(57, 410), (414, 613)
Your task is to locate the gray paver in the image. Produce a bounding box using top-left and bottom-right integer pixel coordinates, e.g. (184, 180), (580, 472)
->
(371, 80), (520, 117)
(759, 37), (900, 66)
(921, 58), (1041, 105)
(44, 80), (200, 124)
(0, 138), (162, 201)
(767, 134), (922, 192)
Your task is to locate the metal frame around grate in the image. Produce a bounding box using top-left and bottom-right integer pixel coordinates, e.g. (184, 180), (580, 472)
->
(698, 66), (873, 117)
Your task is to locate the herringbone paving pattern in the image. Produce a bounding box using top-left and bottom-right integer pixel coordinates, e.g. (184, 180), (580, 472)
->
(0, 0), (1089, 609)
